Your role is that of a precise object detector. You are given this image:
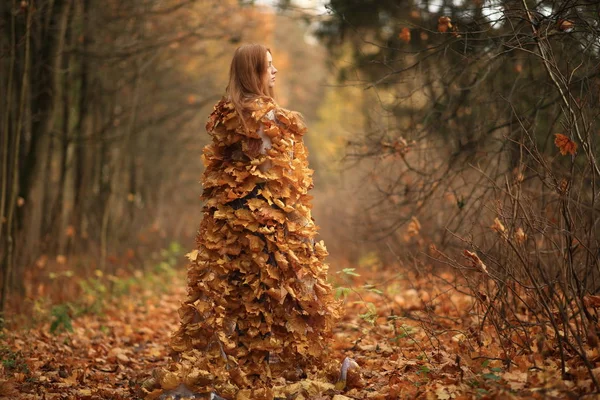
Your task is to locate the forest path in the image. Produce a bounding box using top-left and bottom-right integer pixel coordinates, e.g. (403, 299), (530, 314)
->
(2, 267), (587, 399)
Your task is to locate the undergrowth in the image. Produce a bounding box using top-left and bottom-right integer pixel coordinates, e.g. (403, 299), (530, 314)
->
(5, 241), (184, 335)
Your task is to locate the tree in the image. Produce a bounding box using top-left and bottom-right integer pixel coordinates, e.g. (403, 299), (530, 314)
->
(0, 0), (265, 313)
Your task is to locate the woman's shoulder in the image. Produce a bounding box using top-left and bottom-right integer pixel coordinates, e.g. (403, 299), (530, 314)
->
(272, 107), (307, 136)
(252, 99), (307, 135)
(205, 96), (306, 136)
(205, 97), (236, 132)
(247, 96), (277, 121)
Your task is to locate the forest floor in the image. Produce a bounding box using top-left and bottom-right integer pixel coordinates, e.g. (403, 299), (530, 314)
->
(1, 264), (599, 399)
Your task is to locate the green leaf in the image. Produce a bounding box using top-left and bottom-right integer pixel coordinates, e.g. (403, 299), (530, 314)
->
(416, 365), (430, 375)
(337, 268), (360, 277)
(363, 284), (383, 294)
(49, 305), (73, 334)
(482, 373), (501, 381)
(335, 287), (351, 299)
(358, 302), (377, 324)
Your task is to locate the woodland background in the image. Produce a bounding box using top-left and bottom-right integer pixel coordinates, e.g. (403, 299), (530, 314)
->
(1, 0), (600, 398)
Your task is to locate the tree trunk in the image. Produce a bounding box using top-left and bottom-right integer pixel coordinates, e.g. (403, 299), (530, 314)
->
(0, 1), (16, 249)
(1, 1), (32, 313)
(71, 0), (91, 254)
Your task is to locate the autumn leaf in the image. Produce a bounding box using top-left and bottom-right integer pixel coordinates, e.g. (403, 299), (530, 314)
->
(554, 133), (577, 156)
(514, 227), (527, 244)
(583, 295), (600, 309)
(463, 250), (488, 274)
(66, 225), (75, 237)
(515, 62), (523, 73)
(438, 16), (452, 33)
(404, 216), (421, 240)
(399, 27), (411, 43)
(558, 19), (574, 32)
(502, 370), (528, 390)
(185, 249), (199, 261)
(490, 217), (505, 236)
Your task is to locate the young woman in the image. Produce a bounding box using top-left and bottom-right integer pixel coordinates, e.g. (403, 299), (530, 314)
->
(151, 44), (341, 400)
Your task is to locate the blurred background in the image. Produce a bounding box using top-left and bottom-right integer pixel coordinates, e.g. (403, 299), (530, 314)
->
(1, 0), (599, 335)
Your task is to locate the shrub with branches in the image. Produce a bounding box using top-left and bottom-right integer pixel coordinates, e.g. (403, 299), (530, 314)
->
(315, 0), (600, 389)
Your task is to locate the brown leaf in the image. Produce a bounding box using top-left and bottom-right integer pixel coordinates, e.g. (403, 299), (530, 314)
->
(502, 370), (528, 390)
(558, 19), (574, 32)
(554, 133), (577, 156)
(514, 227), (527, 244)
(463, 250), (488, 274)
(584, 295), (600, 309)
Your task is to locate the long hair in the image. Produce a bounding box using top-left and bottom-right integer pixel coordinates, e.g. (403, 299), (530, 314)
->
(225, 44), (275, 130)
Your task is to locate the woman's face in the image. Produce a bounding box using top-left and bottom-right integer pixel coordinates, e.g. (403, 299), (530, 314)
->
(266, 51), (277, 88)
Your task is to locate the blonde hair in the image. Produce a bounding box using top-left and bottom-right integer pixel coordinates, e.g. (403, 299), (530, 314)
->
(226, 44), (275, 130)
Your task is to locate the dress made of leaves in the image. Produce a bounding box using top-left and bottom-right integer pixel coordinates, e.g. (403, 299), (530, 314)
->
(154, 97), (341, 399)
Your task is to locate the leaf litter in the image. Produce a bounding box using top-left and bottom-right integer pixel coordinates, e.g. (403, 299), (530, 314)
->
(2, 265), (598, 399)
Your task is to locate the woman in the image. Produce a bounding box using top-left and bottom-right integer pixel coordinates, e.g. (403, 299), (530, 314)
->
(151, 44), (341, 400)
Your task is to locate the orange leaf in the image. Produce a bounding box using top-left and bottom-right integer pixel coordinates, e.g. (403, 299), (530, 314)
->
(438, 16), (452, 33)
(406, 216), (421, 237)
(490, 217), (505, 235)
(554, 133), (577, 156)
(65, 225), (75, 237)
(558, 19), (574, 32)
(399, 27), (411, 43)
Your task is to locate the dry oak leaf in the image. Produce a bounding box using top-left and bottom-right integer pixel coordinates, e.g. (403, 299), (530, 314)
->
(463, 250), (488, 274)
(435, 385), (451, 399)
(554, 133), (577, 156)
(273, 380), (335, 398)
(490, 217), (505, 235)
(502, 370), (528, 391)
(185, 250), (199, 262)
